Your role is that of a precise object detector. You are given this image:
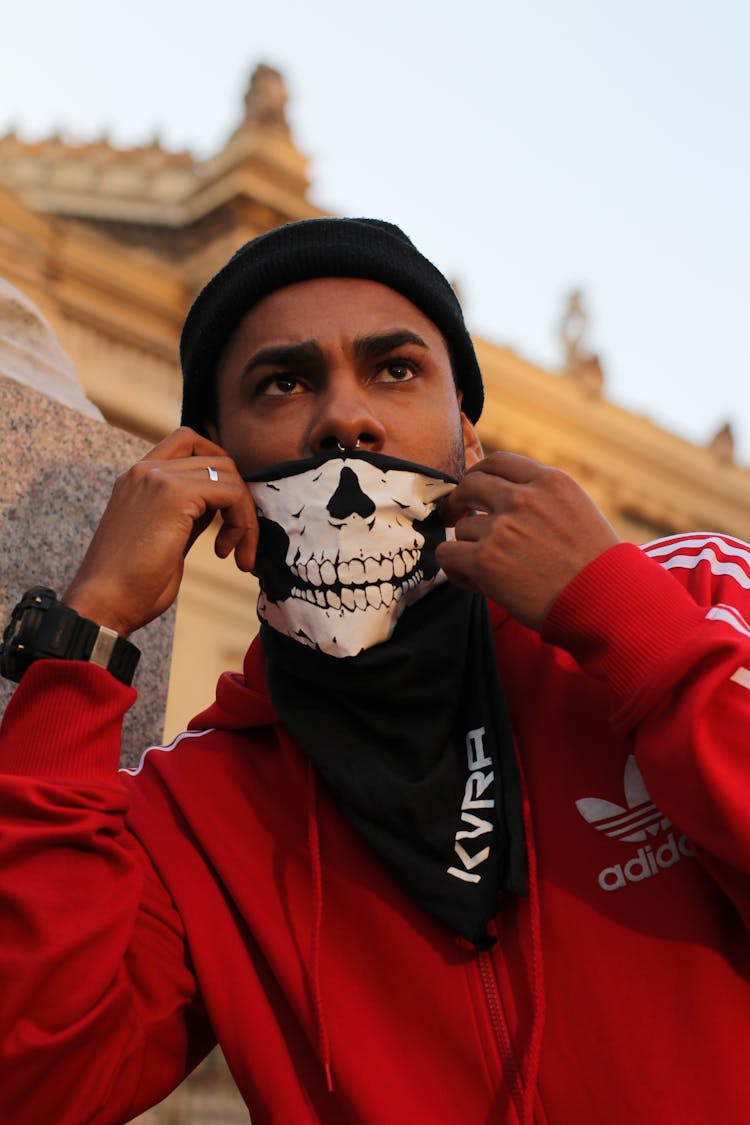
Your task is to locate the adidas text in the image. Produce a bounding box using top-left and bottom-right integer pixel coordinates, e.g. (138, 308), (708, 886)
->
(598, 832), (694, 891)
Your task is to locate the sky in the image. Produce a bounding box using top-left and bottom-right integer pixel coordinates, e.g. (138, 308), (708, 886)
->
(2, 0), (749, 463)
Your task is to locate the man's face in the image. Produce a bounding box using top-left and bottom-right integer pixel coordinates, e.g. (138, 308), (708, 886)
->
(208, 277), (479, 477)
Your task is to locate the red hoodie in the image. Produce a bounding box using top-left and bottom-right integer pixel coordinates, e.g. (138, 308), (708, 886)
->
(1, 537), (750, 1124)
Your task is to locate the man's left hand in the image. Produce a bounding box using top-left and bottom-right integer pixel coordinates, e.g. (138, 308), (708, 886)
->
(437, 451), (619, 630)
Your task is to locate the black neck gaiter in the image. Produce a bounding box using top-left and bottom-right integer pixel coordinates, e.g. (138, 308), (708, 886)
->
(248, 453), (527, 947)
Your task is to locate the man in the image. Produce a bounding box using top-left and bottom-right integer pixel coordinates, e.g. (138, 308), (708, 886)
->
(1, 218), (749, 1124)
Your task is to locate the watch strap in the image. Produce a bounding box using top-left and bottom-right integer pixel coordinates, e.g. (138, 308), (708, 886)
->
(0, 587), (140, 686)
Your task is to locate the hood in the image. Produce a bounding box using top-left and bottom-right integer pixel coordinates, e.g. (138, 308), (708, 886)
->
(189, 598), (513, 735)
(188, 636), (278, 732)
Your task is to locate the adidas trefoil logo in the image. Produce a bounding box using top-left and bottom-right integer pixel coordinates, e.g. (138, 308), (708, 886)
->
(576, 756), (693, 892)
(576, 755), (671, 842)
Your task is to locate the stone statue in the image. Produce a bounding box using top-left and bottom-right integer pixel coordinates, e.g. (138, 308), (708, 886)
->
(243, 64), (290, 135)
(560, 288), (587, 372)
(559, 287), (604, 396)
(709, 421), (735, 465)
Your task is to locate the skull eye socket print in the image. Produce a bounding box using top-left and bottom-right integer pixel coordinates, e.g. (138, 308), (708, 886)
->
(245, 452), (457, 658)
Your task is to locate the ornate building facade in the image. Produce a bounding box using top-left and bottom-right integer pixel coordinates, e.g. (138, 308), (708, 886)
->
(2, 64), (748, 738)
(1, 65), (748, 1120)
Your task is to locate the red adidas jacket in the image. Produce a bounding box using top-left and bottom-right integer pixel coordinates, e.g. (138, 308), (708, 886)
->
(1, 537), (750, 1123)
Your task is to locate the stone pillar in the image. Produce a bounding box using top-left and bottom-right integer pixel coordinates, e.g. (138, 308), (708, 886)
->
(0, 281), (175, 766)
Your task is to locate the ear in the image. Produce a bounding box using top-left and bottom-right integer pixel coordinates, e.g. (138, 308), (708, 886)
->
(460, 407), (483, 469)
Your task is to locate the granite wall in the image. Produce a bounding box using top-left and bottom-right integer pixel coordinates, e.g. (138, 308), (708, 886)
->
(0, 375), (175, 765)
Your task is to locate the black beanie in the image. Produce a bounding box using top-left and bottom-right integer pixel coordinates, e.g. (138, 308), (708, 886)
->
(180, 217), (484, 431)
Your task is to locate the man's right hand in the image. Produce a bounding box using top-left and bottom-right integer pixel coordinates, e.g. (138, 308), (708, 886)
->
(63, 428), (258, 638)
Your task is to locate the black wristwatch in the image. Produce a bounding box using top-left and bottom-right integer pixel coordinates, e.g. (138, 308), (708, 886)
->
(0, 587), (141, 686)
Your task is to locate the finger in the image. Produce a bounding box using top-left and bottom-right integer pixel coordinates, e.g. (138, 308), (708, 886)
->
(440, 470), (518, 526)
(214, 509), (259, 572)
(141, 426), (231, 463)
(130, 461), (254, 557)
(452, 512), (493, 542)
(129, 459), (247, 510)
(190, 481), (257, 563)
(133, 456), (250, 509)
(184, 509), (217, 555)
(173, 457), (244, 486)
(166, 460), (258, 570)
(435, 539), (483, 591)
(464, 450), (549, 483)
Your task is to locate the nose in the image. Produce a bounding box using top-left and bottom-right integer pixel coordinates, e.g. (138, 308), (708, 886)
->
(308, 372), (386, 456)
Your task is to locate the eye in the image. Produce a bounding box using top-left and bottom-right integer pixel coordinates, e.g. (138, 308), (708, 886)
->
(259, 374), (306, 396)
(375, 357), (418, 383)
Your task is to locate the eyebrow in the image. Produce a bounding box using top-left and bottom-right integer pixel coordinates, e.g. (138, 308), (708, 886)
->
(241, 341), (324, 379)
(353, 330), (429, 360)
(241, 329), (430, 381)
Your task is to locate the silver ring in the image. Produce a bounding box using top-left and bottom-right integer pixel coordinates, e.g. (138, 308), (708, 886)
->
(335, 439), (361, 453)
(207, 466), (219, 482)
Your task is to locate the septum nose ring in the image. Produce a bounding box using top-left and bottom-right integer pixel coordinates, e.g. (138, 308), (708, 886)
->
(336, 438), (362, 453)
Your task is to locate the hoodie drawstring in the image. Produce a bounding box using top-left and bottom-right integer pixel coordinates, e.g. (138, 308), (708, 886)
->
(520, 793), (546, 1125)
(306, 758), (334, 1092)
(303, 755), (544, 1114)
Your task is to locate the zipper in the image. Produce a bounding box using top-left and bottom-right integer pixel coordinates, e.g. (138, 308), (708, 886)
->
(477, 949), (526, 1123)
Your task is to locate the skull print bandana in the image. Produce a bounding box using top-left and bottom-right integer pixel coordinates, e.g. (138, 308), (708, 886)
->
(245, 452), (455, 658)
(245, 452), (527, 947)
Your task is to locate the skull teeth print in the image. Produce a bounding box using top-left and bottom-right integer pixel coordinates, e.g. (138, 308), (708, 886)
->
(291, 568), (424, 612)
(247, 454), (455, 658)
(290, 547), (419, 591)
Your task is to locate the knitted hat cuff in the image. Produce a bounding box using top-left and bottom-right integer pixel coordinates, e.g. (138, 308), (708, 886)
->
(180, 217), (484, 429)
